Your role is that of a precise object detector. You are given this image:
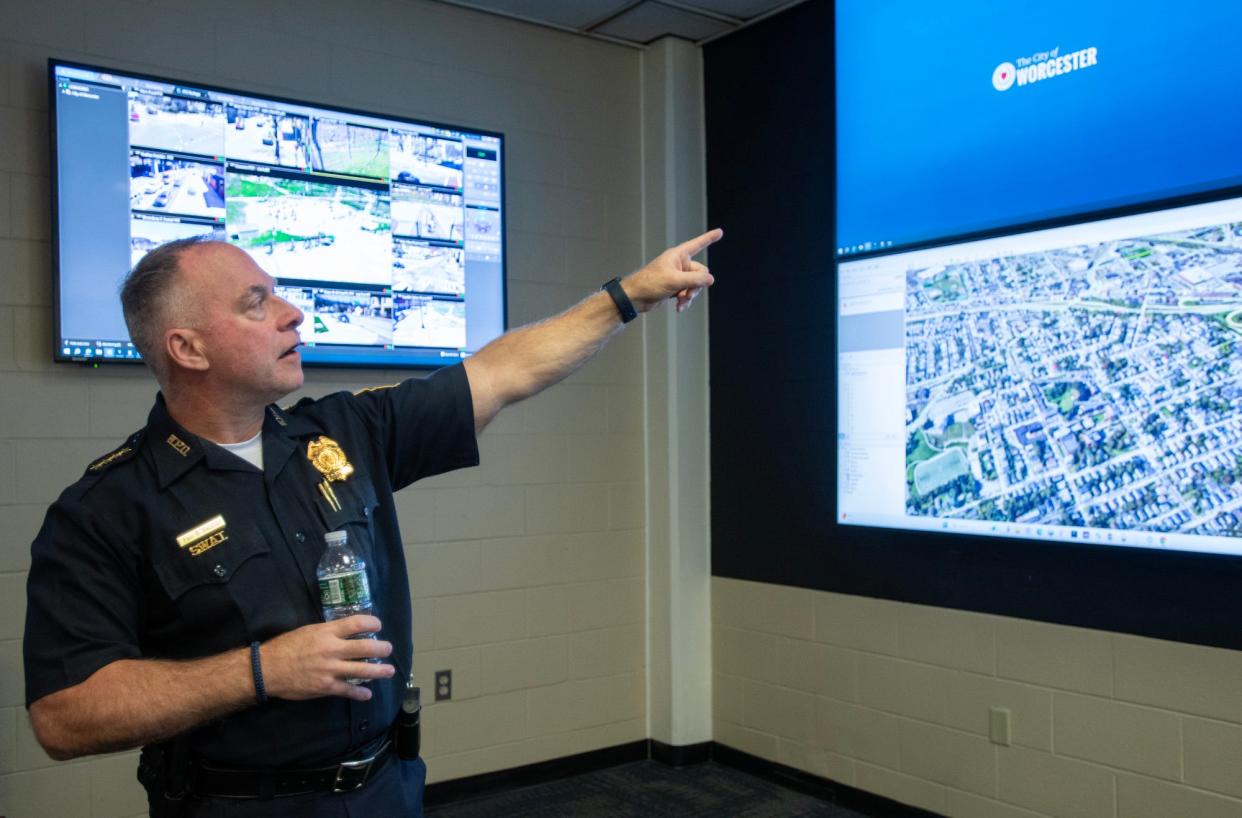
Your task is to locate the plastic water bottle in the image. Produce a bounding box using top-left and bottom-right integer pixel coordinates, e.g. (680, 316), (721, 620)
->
(317, 530), (379, 682)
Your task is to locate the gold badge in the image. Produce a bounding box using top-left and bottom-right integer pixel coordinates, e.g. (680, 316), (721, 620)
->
(308, 436), (353, 512)
(176, 514), (228, 556)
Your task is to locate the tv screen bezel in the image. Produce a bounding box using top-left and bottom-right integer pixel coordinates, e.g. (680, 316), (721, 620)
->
(48, 57), (508, 370)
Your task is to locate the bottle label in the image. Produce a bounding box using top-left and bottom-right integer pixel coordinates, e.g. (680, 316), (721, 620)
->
(320, 570), (372, 607)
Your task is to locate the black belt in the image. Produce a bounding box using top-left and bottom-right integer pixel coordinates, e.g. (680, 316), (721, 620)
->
(194, 735), (394, 798)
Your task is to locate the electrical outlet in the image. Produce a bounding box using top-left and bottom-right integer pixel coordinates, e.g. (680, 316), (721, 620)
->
(989, 706), (1012, 746)
(435, 669), (452, 701)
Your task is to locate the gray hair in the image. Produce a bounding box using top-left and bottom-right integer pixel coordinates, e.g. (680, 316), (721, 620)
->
(120, 236), (210, 376)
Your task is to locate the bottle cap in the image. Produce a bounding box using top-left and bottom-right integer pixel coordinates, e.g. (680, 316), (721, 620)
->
(325, 530), (348, 546)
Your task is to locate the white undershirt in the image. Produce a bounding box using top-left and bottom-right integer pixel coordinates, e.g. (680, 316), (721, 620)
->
(217, 430), (264, 471)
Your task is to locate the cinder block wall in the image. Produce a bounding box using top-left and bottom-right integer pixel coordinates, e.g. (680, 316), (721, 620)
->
(713, 577), (1242, 818)
(0, 1), (646, 814)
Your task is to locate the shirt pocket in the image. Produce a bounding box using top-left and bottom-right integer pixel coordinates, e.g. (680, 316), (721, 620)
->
(312, 475), (382, 610)
(151, 522), (273, 651)
(313, 474), (379, 534)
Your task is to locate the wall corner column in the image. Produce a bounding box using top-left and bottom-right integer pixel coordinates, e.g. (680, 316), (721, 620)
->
(641, 35), (712, 748)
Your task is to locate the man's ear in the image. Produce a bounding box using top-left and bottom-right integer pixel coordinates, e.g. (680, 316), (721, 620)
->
(166, 328), (209, 372)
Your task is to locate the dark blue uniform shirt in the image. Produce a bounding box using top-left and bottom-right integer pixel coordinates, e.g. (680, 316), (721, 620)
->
(23, 364), (478, 768)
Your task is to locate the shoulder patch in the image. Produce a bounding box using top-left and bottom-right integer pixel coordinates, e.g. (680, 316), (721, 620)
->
(353, 384), (399, 396)
(283, 396), (318, 412)
(86, 431), (144, 474)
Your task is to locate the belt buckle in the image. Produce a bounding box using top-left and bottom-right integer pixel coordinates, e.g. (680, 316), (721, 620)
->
(332, 754), (377, 793)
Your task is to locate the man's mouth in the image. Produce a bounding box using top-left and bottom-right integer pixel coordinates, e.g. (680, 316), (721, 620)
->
(280, 342), (301, 359)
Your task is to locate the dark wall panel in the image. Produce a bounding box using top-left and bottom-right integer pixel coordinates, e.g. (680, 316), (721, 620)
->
(704, 0), (1242, 650)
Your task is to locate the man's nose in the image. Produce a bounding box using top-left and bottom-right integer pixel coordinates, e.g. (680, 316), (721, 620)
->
(278, 296), (304, 330)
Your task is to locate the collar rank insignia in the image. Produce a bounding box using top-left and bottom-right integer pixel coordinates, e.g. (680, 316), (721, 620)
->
(308, 436), (353, 513)
(166, 434), (191, 457)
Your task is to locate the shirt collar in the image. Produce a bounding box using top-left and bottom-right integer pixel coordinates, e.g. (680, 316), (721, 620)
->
(146, 394), (322, 488)
(263, 402), (320, 438)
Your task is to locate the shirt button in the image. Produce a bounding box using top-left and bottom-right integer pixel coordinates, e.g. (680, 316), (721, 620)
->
(359, 720), (369, 733)
(362, 506), (370, 518)
(213, 564), (226, 578)
(294, 532), (306, 543)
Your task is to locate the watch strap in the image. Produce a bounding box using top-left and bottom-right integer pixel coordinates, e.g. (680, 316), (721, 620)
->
(601, 277), (638, 323)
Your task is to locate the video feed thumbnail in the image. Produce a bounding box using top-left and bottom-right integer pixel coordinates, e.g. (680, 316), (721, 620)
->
(130, 152), (225, 219)
(226, 173), (392, 286)
(391, 132), (464, 190)
(309, 288), (394, 346)
(904, 220), (1242, 538)
(130, 215), (225, 267)
(392, 186), (463, 242)
(309, 119), (389, 179)
(393, 238), (464, 295)
(226, 106), (311, 168)
(394, 294), (466, 349)
(128, 92), (225, 157)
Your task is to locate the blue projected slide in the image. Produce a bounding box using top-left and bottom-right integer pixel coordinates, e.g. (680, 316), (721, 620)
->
(836, 0), (1242, 255)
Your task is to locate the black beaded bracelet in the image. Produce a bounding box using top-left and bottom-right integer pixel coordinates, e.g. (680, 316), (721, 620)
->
(249, 641), (268, 705)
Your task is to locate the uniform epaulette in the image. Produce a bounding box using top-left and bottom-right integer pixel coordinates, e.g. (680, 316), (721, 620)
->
(352, 383), (399, 396)
(85, 431), (145, 475)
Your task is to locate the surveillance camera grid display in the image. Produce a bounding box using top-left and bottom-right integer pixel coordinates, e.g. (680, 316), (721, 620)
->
(51, 62), (505, 365)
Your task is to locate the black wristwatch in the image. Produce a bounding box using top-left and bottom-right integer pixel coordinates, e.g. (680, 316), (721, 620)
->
(601, 277), (638, 323)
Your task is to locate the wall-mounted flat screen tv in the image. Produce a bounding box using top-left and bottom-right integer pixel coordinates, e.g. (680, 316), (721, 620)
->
(50, 59), (506, 368)
(835, 0), (1242, 258)
(837, 195), (1242, 558)
(835, 0), (1242, 560)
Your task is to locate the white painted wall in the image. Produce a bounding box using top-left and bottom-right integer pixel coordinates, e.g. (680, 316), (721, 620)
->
(714, 577), (1242, 818)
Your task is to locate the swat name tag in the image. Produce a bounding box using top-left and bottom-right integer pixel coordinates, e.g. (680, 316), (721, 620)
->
(176, 515), (228, 556)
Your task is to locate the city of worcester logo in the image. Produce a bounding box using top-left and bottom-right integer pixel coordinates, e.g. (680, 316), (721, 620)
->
(993, 45), (1098, 91)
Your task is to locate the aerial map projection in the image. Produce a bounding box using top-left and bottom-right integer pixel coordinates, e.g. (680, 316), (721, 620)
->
(905, 220), (1242, 538)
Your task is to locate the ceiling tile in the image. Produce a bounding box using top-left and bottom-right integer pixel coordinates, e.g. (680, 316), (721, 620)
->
(593, 1), (732, 43)
(451, 0), (632, 30)
(675, 0), (793, 20)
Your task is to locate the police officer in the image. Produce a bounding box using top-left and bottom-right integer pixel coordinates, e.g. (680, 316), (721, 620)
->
(23, 230), (721, 817)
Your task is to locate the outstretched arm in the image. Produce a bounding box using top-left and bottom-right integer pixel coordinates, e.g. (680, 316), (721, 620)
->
(464, 228), (722, 431)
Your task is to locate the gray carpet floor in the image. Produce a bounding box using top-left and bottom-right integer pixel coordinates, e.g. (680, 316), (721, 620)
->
(426, 760), (869, 817)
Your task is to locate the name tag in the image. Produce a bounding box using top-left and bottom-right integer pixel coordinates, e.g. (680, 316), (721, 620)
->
(176, 515), (228, 556)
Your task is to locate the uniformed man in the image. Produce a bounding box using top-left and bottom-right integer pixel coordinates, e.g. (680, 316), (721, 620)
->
(23, 229), (721, 817)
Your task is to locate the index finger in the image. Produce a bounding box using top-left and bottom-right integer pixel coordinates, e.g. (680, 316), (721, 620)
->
(331, 615), (381, 636)
(677, 228), (724, 259)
